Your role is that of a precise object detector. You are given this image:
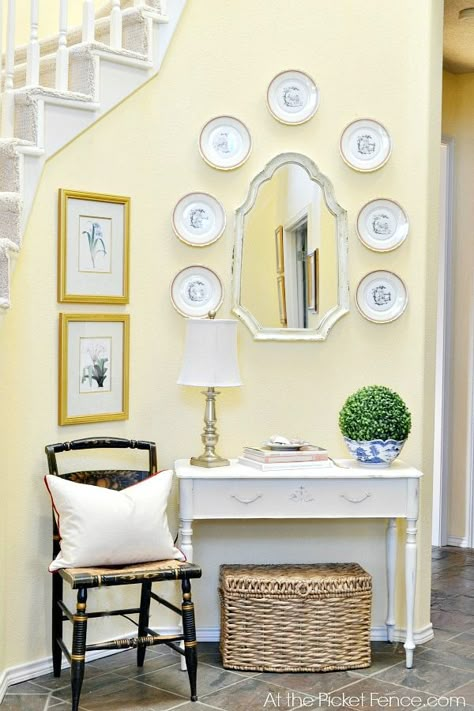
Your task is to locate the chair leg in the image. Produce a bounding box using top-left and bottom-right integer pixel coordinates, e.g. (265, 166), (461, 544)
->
(181, 578), (198, 702)
(137, 580), (152, 667)
(70, 588), (88, 711)
(52, 573), (63, 677)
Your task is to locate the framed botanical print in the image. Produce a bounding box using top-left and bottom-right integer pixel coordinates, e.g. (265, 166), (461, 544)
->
(58, 189), (130, 303)
(59, 314), (130, 425)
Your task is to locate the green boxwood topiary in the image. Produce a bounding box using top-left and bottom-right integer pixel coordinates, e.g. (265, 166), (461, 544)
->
(339, 385), (412, 442)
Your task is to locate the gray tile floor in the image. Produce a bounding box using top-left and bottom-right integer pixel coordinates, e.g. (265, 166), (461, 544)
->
(3, 547), (474, 710)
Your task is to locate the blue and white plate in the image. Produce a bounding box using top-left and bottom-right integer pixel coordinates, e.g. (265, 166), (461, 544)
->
(170, 265), (223, 318)
(267, 70), (319, 125)
(356, 270), (407, 323)
(357, 199), (408, 252)
(172, 193), (226, 247)
(340, 119), (391, 172)
(199, 116), (251, 170)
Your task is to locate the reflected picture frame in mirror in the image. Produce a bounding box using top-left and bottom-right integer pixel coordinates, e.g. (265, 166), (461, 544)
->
(232, 153), (349, 341)
(306, 248), (319, 313)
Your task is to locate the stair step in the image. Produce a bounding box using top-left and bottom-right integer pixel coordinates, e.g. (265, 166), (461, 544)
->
(13, 8), (154, 91)
(9, 4), (166, 68)
(0, 193), (22, 248)
(14, 43), (150, 93)
(13, 88), (97, 144)
(0, 141), (22, 193)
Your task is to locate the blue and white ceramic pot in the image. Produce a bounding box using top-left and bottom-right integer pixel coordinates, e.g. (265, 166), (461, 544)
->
(343, 437), (406, 467)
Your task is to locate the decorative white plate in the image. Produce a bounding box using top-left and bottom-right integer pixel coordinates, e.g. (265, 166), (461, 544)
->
(340, 119), (392, 172)
(170, 265), (224, 318)
(266, 70), (319, 125)
(357, 199), (408, 252)
(172, 193), (226, 247)
(356, 270), (407, 323)
(199, 116), (251, 170)
(263, 437), (309, 450)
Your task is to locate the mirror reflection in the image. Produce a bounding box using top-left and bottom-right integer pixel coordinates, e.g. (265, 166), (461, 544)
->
(233, 153), (349, 341)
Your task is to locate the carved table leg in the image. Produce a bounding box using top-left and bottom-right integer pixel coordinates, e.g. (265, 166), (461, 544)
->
(386, 518), (397, 642)
(405, 516), (417, 668)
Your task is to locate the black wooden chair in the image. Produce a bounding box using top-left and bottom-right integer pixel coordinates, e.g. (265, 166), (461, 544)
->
(45, 437), (201, 711)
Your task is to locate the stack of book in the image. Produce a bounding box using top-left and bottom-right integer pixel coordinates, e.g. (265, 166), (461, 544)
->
(238, 445), (330, 471)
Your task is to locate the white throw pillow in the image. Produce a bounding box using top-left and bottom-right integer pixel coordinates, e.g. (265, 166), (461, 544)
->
(45, 470), (185, 571)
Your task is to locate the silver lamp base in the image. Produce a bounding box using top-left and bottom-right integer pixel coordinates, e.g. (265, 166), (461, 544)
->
(190, 387), (230, 468)
(190, 453), (230, 468)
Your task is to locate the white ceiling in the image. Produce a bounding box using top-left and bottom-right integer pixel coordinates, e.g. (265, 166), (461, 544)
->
(444, 0), (474, 73)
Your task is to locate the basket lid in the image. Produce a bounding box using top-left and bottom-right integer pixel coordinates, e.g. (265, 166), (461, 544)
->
(219, 563), (371, 597)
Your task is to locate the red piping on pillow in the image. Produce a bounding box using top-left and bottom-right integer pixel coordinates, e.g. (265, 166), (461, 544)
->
(44, 475), (63, 574)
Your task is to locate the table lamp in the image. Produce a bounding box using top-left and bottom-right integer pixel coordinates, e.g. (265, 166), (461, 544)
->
(177, 316), (241, 467)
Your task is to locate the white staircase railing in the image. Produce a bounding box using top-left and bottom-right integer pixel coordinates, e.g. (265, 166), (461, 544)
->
(26, 0), (40, 87)
(55, 0), (69, 91)
(2, 0), (16, 136)
(82, 0), (95, 44)
(110, 0), (122, 49)
(0, 0), (183, 314)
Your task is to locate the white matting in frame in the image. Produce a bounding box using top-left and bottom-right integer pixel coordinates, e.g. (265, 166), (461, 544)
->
(59, 314), (129, 425)
(58, 189), (130, 303)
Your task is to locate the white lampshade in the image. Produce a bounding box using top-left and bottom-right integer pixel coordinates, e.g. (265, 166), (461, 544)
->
(177, 318), (241, 387)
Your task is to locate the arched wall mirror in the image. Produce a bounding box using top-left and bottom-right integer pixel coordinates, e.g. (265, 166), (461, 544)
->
(232, 152), (349, 341)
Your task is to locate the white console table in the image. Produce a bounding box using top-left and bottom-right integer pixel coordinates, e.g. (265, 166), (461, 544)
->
(175, 458), (423, 668)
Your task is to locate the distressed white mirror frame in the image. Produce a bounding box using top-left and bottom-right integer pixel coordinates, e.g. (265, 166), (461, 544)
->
(232, 152), (349, 341)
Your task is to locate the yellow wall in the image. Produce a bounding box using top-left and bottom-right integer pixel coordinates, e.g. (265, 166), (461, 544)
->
(0, 0), (443, 672)
(241, 168), (285, 327)
(442, 71), (474, 540)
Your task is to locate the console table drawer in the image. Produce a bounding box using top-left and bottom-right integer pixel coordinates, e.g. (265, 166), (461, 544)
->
(191, 478), (409, 519)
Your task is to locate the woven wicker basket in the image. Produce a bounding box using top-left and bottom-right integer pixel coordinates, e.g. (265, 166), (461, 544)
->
(219, 563), (372, 672)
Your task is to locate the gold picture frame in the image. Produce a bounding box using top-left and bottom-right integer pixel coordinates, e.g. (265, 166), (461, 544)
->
(275, 225), (284, 274)
(58, 189), (130, 303)
(59, 313), (130, 425)
(277, 274), (287, 326)
(306, 248), (319, 313)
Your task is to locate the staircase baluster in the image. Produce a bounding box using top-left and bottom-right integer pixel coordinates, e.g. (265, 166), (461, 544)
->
(56, 0), (69, 92)
(82, 0), (95, 44)
(26, 0), (40, 87)
(110, 0), (122, 50)
(1, 0), (16, 137)
(0, 1), (3, 91)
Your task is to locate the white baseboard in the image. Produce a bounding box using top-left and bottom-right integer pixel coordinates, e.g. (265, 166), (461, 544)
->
(0, 623), (434, 703)
(447, 536), (469, 548)
(0, 646), (118, 702)
(0, 627), (178, 703)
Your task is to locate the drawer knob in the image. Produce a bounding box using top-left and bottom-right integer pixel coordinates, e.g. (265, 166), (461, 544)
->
(341, 492), (371, 504)
(230, 494), (262, 505)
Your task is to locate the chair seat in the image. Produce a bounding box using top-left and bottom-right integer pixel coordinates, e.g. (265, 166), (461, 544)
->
(60, 560), (202, 589)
